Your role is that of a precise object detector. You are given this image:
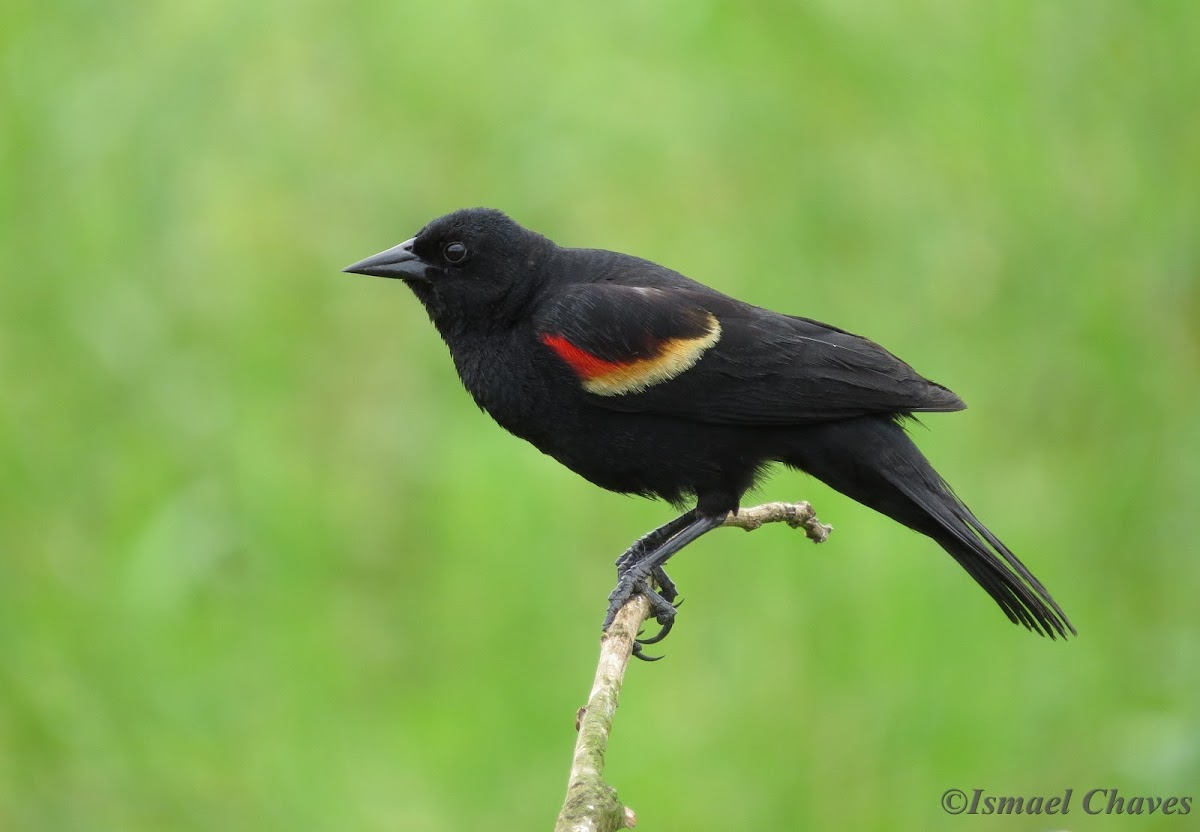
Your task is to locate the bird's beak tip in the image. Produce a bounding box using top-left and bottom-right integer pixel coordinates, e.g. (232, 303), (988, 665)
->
(341, 239), (425, 280)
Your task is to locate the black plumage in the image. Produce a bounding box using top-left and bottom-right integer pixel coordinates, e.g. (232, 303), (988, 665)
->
(344, 207), (1074, 654)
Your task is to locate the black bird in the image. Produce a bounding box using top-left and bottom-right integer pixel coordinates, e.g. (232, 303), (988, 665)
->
(344, 208), (1074, 657)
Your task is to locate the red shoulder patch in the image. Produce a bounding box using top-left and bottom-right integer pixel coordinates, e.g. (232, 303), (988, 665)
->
(539, 334), (627, 380)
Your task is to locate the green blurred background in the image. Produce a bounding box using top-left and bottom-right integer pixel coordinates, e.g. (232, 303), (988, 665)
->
(2, 1), (1198, 829)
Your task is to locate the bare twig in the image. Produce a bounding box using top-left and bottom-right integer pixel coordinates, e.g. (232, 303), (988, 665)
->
(722, 500), (832, 542)
(554, 500), (830, 831)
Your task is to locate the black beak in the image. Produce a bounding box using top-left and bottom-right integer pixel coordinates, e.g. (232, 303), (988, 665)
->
(342, 238), (431, 281)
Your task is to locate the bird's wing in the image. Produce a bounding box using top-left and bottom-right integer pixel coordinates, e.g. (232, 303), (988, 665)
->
(533, 283), (965, 425)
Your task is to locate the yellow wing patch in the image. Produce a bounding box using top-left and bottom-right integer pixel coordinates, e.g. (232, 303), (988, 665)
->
(579, 314), (722, 396)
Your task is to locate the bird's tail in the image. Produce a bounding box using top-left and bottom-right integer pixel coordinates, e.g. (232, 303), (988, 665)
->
(783, 415), (1075, 638)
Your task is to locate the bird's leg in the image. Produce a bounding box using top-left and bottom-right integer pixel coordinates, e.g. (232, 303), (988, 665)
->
(614, 510), (697, 576)
(603, 512), (725, 659)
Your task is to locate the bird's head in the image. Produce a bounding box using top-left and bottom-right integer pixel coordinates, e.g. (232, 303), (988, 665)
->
(343, 207), (550, 334)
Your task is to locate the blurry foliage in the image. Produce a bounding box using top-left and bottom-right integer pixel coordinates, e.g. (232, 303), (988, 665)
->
(1, 1), (1198, 829)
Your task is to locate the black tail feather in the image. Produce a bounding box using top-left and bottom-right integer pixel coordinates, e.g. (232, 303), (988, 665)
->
(784, 415), (1075, 638)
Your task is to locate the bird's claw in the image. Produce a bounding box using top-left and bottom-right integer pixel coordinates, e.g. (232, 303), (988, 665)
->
(631, 643), (665, 662)
(635, 615), (674, 646)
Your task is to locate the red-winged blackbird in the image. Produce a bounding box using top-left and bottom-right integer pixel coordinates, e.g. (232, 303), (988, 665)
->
(345, 208), (1074, 657)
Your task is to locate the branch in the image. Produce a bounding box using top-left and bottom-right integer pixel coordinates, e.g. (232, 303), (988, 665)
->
(554, 500), (831, 831)
(554, 592), (647, 832)
(722, 500), (832, 541)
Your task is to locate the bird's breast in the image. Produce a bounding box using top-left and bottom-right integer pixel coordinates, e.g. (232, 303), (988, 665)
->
(447, 332), (576, 448)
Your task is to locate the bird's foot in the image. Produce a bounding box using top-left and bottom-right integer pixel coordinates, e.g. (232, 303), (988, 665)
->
(603, 575), (680, 662)
(604, 508), (721, 662)
(614, 558), (679, 599)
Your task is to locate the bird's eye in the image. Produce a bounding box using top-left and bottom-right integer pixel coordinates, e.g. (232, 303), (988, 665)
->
(444, 242), (468, 263)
